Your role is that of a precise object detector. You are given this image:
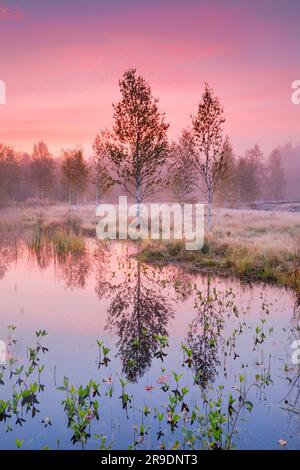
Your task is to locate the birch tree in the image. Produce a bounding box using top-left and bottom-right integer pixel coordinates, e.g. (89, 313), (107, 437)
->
(91, 131), (114, 204)
(31, 141), (54, 202)
(215, 137), (236, 207)
(61, 148), (89, 206)
(235, 145), (265, 203)
(169, 129), (197, 205)
(0, 144), (20, 203)
(106, 69), (169, 219)
(192, 83), (227, 230)
(267, 149), (286, 201)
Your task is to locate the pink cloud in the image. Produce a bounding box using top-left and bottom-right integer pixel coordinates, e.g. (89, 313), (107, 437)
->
(0, 1), (22, 20)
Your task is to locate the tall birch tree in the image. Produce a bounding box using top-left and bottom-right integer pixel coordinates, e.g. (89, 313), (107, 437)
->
(106, 69), (169, 219)
(192, 83), (227, 230)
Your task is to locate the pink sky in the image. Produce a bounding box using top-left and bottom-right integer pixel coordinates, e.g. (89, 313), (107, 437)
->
(0, 0), (299, 157)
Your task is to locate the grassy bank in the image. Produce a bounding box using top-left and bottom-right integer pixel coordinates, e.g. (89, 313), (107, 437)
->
(140, 237), (300, 293)
(138, 209), (300, 293)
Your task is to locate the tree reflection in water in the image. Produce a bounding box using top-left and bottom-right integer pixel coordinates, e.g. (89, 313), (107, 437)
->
(25, 230), (93, 289)
(105, 256), (174, 382)
(93, 241), (116, 300)
(0, 243), (20, 279)
(282, 294), (300, 417)
(55, 250), (92, 290)
(186, 280), (236, 389)
(28, 243), (52, 271)
(0, 234), (237, 388)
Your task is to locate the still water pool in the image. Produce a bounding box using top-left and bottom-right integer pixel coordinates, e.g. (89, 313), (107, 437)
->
(0, 239), (299, 450)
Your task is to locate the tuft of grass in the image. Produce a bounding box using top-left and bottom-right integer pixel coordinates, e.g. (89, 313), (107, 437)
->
(27, 225), (43, 251)
(27, 223), (86, 258)
(51, 229), (85, 257)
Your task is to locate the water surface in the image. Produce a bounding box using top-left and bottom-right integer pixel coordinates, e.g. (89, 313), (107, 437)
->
(0, 239), (299, 450)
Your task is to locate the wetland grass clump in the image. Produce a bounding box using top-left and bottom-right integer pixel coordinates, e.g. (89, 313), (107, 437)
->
(27, 223), (86, 258)
(26, 224), (43, 251)
(64, 216), (82, 235)
(140, 237), (300, 293)
(51, 229), (85, 257)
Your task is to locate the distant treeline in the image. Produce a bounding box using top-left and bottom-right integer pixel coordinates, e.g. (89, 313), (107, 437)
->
(0, 139), (288, 207)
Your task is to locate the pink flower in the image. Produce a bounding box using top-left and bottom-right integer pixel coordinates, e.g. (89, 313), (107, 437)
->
(103, 376), (112, 385)
(145, 385), (154, 391)
(86, 410), (95, 421)
(157, 374), (171, 384)
(278, 439), (287, 447)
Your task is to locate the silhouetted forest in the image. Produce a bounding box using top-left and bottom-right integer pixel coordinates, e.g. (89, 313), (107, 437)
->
(0, 138), (294, 206)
